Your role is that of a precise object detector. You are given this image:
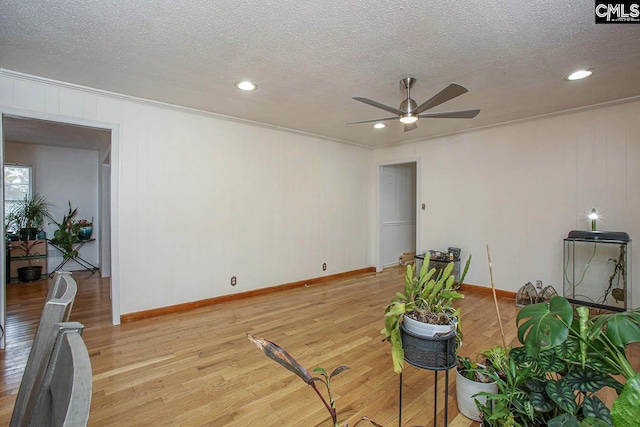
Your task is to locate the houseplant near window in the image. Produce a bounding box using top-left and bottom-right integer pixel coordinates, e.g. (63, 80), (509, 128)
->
(381, 254), (471, 373)
(6, 193), (51, 282)
(48, 201), (82, 260)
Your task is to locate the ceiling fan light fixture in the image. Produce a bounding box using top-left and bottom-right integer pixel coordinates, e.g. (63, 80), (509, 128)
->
(399, 115), (418, 124)
(372, 123), (386, 129)
(235, 80), (257, 91)
(565, 69), (593, 81)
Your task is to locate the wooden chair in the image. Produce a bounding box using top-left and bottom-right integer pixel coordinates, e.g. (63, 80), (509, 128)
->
(10, 272), (78, 427)
(24, 322), (92, 427)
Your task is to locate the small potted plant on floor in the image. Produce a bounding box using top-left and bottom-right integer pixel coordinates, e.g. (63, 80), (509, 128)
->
(6, 193), (51, 282)
(455, 345), (504, 422)
(381, 254), (471, 373)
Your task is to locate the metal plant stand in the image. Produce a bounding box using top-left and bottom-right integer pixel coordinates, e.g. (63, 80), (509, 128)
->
(398, 325), (457, 427)
(47, 238), (100, 277)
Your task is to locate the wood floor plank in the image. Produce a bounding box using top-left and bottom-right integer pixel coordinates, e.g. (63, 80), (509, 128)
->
(1, 267), (637, 426)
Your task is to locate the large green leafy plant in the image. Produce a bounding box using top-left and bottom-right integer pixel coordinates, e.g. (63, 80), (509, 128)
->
(512, 296), (640, 427)
(381, 255), (471, 373)
(48, 201), (82, 260)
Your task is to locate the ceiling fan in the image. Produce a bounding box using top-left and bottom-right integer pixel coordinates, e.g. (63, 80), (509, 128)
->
(349, 77), (480, 132)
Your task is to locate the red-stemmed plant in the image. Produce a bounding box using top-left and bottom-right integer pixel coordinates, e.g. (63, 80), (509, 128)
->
(248, 334), (383, 427)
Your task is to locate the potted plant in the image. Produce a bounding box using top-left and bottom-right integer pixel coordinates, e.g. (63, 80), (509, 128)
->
(455, 346), (504, 422)
(76, 218), (93, 240)
(48, 201), (82, 260)
(477, 296), (639, 426)
(515, 296), (639, 427)
(381, 254), (471, 373)
(248, 334), (383, 427)
(6, 193), (51, 282)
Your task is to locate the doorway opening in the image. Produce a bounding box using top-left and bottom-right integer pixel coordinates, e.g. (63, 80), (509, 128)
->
(378, 160), (419, 272)
(1, 112), (119, 348)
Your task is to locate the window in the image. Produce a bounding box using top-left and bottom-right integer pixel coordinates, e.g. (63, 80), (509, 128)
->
(4, 164), (33, 229)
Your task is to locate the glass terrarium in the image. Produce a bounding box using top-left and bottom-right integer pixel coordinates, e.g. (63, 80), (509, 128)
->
(563, 230), (631, 311)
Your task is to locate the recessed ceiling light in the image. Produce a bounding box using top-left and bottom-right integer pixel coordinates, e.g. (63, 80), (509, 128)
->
(373, 123), (386, 129)
(235, 81), (257, 91)
(565, 69), (593, 81)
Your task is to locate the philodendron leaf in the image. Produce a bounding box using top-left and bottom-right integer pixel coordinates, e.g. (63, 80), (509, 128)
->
(564, 368), (611, 393)
(545, 379), (577, 414)
(547, 413), (581, 427)
(537, 351), (565, 373)
(579, 417), (614, 427)
(517, 296), (573, 357)
(582, 395), (612, 424)
(530, 391), (554, 412)
(591, 309), (640, 348)
(611, 374), (640, 427)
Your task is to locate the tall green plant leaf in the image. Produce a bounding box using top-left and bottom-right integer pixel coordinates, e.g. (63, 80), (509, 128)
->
(591, 309), (640, 348)
(545, 380), (577, 414)
(611, 374), (640, 427)
(517, 296), (573, 356)
(582, 396), (612, 424)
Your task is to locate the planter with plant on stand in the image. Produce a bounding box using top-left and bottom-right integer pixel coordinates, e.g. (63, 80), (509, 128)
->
(6, 193), (51, 282)
(381, 254), (471, 426)
(47, 201), (99, 276)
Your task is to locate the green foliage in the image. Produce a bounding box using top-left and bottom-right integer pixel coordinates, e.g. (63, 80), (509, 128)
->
(509, 296), (640, 427)
(381, 254), (471, 373)
(6, 193), (51, 232)
(6, 193), (52, 260)
(49, 201), (82, 260)
(611, 374), (640, 427)
(516, 296), (573, 356)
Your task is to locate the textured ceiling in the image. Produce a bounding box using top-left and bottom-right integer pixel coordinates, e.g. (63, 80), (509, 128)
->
(1, 1), (640, 147)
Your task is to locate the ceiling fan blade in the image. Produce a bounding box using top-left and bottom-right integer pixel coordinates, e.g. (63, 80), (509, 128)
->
(413, 83), (469, 115)
(347, 116), (397, 125)
(418, 109), (480, 119)
(353, 97), (404, 115)
(404, 123), (418, 132)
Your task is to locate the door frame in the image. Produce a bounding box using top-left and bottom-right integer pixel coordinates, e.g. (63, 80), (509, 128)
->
(0, 107), (121, 349)
(376, 157), (420, 272)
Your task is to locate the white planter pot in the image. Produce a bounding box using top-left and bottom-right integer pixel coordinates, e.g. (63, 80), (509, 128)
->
(455, 365), (498, 422)
(403, 315), (454, 337)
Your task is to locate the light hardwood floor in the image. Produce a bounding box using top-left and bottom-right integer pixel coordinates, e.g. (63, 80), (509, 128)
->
(0, 267), (624, 427)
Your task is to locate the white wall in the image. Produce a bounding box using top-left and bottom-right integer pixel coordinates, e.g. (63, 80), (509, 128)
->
(373, 99), (640, 309)
(4, 141), (100, 271)
(0, 72), (373, 316)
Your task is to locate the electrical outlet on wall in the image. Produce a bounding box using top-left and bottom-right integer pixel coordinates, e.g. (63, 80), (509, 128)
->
(231, 276), (237, 286)
(322, 263), (327, 271)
